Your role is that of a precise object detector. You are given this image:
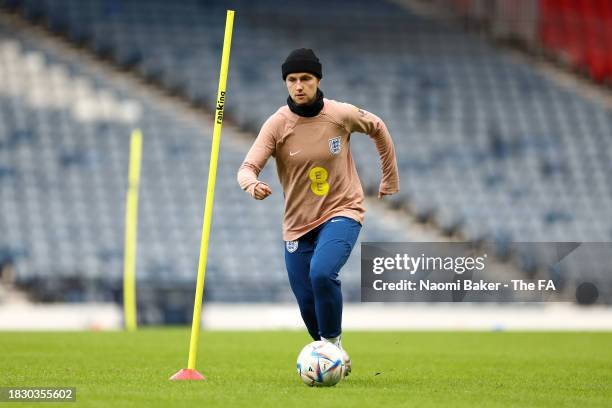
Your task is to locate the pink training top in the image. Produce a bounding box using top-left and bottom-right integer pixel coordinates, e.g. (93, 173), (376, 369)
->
(237, 98), (399, 241)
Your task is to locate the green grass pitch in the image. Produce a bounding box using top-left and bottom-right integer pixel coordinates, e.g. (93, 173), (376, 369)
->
(2, 329), (611, 407)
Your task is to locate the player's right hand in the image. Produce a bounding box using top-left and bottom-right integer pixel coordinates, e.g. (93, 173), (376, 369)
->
(253, 182), (272, 200)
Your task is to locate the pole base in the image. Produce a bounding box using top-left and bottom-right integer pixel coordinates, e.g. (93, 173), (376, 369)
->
(169, 368), (206, 381)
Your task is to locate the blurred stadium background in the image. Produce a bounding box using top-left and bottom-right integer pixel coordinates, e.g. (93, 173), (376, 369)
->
(0, 0), (611, 330)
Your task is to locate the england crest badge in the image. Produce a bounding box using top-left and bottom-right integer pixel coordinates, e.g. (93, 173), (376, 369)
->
(286, 240), (299, 253)
(328, 136), (342, 155)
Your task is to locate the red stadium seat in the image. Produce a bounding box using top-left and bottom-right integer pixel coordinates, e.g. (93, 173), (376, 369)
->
(539, 0), (612, 81)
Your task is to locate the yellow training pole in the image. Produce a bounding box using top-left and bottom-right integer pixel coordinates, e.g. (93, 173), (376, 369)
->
(123, 128), (143, 332)
(170, 9), (234, 381)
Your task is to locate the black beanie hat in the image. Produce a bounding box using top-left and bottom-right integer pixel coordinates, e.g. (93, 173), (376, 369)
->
(282, 48), (322, 80)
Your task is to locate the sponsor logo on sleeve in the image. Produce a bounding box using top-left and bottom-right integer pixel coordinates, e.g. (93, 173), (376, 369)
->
(355, 106), (369, 117)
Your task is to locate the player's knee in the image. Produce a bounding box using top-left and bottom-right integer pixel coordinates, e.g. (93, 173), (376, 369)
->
(310, 265), (339, 289)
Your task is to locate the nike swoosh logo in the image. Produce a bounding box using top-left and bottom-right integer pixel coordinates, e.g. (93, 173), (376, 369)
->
(289, 150), (301, 156)
(331, 219), (343, 223)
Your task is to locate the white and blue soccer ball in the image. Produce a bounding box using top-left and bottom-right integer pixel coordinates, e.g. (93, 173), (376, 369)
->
(296, 341), (345, 387)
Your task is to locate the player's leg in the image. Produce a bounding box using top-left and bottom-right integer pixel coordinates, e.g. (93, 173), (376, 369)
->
(310, 216), (361, 338)
(309, 216), (361, 375)
(284, 231), (319, 341)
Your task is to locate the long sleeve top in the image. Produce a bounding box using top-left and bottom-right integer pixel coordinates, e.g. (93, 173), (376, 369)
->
(237, 98), (399, 241)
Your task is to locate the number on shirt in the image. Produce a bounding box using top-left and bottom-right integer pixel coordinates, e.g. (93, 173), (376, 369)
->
(309, 166), (329, 196)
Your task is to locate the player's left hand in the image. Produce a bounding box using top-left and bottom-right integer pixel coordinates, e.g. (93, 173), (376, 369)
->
(378, 191), (391, 199)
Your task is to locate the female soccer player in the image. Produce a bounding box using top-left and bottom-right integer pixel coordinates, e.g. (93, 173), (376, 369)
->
(237, 48), (399, 376)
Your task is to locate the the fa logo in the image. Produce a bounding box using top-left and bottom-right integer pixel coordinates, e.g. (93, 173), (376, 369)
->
(286, 240), (299, 253)
(328, 136), (342, 155)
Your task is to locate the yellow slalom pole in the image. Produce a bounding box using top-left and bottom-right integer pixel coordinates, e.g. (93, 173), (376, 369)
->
(170, 10), (234, 381)
(123, 128), (143, 332)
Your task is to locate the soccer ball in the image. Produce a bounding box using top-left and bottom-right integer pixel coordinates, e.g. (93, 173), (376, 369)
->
(296, 340), (345, 387)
